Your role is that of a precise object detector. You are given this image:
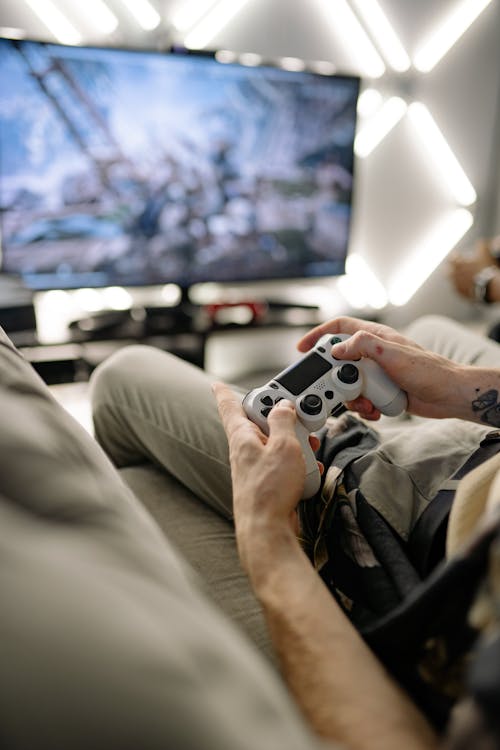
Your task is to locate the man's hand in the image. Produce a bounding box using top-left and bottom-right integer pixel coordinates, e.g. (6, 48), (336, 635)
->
(212, 383), (321, 579)
(448, 237), (499, 300)
(448, 238), (493, 299)
(297, 316), (466, 421)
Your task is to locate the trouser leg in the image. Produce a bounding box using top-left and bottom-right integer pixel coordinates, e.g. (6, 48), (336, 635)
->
(90, 346), (236, 520)
(90, 346), (279, 663)
(405, 314), (500, 366)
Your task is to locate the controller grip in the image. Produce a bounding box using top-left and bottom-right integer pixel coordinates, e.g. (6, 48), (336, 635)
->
(295, 422), (321, 498)
(360, 359), (408, 417)
(380, 389), (408, 416)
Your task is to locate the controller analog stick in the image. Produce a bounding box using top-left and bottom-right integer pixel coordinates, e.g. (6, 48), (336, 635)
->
(300, 394), (323, 415)
(337, 363), (359, 385)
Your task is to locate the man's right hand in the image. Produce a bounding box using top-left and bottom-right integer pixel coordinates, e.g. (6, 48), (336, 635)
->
(297, 317), (467, 421)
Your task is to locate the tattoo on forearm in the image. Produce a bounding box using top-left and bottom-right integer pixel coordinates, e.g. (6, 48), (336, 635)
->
(472, 389), (500, 427)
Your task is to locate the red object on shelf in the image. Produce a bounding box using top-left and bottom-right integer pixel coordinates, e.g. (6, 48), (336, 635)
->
(203, 301), (268, 324)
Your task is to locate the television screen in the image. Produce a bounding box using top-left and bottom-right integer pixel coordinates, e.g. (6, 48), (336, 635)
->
(0, 38), (360, 292)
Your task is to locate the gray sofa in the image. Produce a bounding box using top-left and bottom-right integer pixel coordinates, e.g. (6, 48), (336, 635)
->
(0, 326), (327, 750)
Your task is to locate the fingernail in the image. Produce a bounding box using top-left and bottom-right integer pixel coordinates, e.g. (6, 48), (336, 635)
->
(275, 398), (294, 409)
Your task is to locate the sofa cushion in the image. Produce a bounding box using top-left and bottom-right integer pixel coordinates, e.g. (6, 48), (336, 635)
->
(0, 327), (325, 750)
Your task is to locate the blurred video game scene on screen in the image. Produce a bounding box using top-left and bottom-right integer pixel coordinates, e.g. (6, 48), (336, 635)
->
(0, 38), (360, 290)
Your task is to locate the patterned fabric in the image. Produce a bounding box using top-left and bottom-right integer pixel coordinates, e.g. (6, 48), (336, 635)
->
(298, 415), (500, 735)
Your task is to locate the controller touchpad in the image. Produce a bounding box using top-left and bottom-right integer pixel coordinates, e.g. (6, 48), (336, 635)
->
(276, 352), (332, 396)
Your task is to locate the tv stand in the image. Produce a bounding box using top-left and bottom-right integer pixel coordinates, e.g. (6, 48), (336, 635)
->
(68, 297), (200, 343)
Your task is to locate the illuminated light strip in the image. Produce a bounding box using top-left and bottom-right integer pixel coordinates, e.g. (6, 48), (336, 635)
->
(279, 57), (306, 72)
(116, 0), (161, 31)
(338, 254), (388, 309)
(317, 0), (385, 78)
(184, 0), (251, 49)
(349, 0), (410, 72)
(0, 26), (27, 39)
(171, 0), (220, 32)
(23, 0), (82, 44)
(215, 49), (238, 63)
(308, 60), (336, 76)
(408, 102), (477, 206)
(414, 0), (493, 72)
(354, 96), (407, 158)
(84, 0), (119, 34)
(238, 52), (262, 66)
(357, 87), (383, 117)
(388, 208), (473, 306)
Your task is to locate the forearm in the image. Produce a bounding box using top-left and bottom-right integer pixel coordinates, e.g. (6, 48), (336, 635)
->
(240, 524), (438, 750)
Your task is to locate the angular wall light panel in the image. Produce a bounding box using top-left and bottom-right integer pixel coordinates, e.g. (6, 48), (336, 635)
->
(354, 96), (407, 158)
(388, 208), (473, 306)
(338, 254), (388, 309)
(184, 0), (251, 49)
(357, 88), (383, 117)
(171, 0), (221, 32)
(24, 0), (82, 44)
(408, 102), (477, 206)
(83, 0), (119, 34)
(116, 0), (161, 31)
(414, 0), (493, 73)
(350, 0), (410, 72)
(317, 0), (386, 78)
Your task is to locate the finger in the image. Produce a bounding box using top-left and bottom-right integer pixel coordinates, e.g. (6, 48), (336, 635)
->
(330, 329), (413, 366)
(212, 382), (257, 441)
(266, 399), (300, 447)
(296, 316), (372, 352)
(309, 434), (321, 452)
(345, 396), (381, 421)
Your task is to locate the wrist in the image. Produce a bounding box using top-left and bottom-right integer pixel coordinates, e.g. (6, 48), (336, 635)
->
(455, 365), (500, 423)
(236, 519), (303, 591)
(473, 266), (497, 303)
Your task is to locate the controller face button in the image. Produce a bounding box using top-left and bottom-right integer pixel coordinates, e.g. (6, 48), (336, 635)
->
(261, 407), (272, 418)
(261, 395), (274, 406)
(324, 390), (334, 399)
(300, 393), (323, 415)
(337, 363), (359, 384)
(330, 336), (342, 345)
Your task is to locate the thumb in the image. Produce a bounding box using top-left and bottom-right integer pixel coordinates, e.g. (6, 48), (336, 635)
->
(267, 399), (298, 438)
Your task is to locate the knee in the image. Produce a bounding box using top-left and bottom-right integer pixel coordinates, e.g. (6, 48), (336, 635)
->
(90, 345), (185, 405)
(404, 314), (462, 345)
(90, 345), (147, 411)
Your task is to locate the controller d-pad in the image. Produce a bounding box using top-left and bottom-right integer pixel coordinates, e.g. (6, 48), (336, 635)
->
(261, 407), (272, 418)
(260, 395), (274, 406)
(300, 394), (323, 415)
(337, 364), (359, 385)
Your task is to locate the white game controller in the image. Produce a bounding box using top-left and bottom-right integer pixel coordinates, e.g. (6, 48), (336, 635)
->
(242, 333), (408, 498)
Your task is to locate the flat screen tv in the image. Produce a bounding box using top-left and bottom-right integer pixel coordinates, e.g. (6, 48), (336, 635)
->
(0, 37), (360, 294)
